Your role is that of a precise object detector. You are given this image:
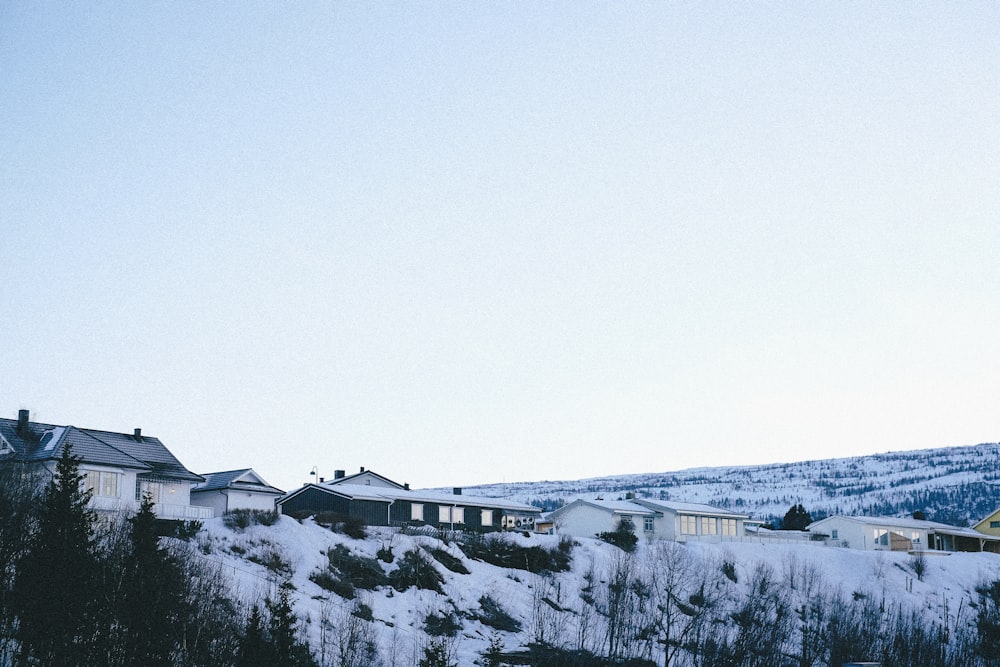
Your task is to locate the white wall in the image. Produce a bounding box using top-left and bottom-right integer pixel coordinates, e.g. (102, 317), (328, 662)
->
(553, 503), (618, 539)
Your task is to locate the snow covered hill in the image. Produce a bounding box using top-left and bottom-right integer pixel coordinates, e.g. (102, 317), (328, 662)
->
(445, 442), (1000, 527)
(197, 512), (1000, 666)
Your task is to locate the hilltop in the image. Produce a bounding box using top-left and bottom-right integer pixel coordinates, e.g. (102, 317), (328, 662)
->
(448, 442), (1000, 527)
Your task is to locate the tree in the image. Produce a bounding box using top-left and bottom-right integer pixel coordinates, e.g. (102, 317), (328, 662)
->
(13, 444), (101, 667)
(0, 461), (41, 663)
(116, 493), (188, 666)
(266, 581), (317, 667)
(781, 504), (812, 531)
(597, 518), (638, 552)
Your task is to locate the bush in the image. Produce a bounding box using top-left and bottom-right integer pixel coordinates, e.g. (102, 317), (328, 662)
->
(389, 549), (444, 593)
(597, 519), (638, 552)
(476, 595), (521, 632)
(172, 519), (203, 540)
(458, 535), (572, 574)
(428, 548), (470, 574)
(222, 509), (279, 531)
(377, 542), (394, 563)
(424, 610), (462, 637)
(324, 544), (387, 590)
(248, 548), (292, 575)
(309, 570), (355, 599)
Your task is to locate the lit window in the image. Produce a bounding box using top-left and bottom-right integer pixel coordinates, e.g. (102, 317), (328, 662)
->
(701, 517), (717, 535)
(680, 515), (697, 535)
(721, 519), (738, 536)
(643, 517), (654, 532)
(453, 507), (465, 524)
(481, 509), (494, 526)
(439, 506), (450, 523)
(411, 503), (424, 521)
(439, 506), (465, 524)
(84, 470), (120, 498)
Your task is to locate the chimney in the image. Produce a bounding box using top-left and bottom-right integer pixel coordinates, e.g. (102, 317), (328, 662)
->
(17, 409), (29, 434)
(334, 470), (345, 479)
(319, 477), (325, 483)
(133, 428), (142, 441)
(404, 483), (410, 490)
(360, 466), (365, 473)
(453, 487), (462, 495)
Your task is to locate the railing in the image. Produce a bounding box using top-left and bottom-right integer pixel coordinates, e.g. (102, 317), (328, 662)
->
(155, 503), (214, 520)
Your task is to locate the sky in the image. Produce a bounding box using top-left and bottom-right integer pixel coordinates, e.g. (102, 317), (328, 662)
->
(2, 3), (999, 493)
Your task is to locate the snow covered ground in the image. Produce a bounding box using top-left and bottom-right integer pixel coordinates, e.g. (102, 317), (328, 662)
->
(193, 514), (1000, 665)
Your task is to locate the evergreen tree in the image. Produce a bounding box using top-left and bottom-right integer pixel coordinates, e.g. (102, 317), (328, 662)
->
(118, 493), (187, 666)
(781, 503), (812, 531)
(266, 582), (317, 667)
(236, 605), (271, 667)
(13, 444), (100, 667)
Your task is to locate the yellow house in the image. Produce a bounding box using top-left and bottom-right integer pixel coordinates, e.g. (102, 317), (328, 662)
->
(974, 508), (1000, 537)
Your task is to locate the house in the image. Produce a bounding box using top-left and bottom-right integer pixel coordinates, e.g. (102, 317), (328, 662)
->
(0, 409), (210, 520)
(807, 515), (1000, 553)
(632, 499), (749, 541)
(191, 468), (284, 515)
(549, 498), (663, 540)
(277, 468), (541, 532)
(973, 508), (1000, 538)
(549, 497), (749, 542)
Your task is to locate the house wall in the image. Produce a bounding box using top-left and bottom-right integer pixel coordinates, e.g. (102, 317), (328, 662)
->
(279, 488), (352, 517)
(552, 503), (618, 538)
(809, 518), (929, 551)
(976, 510), (1000, 537)
(192, 490), (279, 514)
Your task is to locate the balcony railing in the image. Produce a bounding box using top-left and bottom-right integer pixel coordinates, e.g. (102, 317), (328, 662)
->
(155, 503), (214, 520)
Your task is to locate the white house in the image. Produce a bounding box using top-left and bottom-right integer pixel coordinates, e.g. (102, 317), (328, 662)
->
(549, 497), (750, 543)
(191, 468), (284, 515)
(632, 499), (749, 541)
(0, 409), (211, 520)
(549, 498), (665, 540)
(807, 515), (1000, 553)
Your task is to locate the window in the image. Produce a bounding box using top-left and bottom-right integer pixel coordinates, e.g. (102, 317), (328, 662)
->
(84, 470), (120, 498)
(137, 480), (161, 503)
(481, 509), (494, 527)
(439, 506), (465, 524)
(700, 517), (717, 535)
(721, 518), (738, 536)
(411, 503), (424, 521)
(991, 521), (1000, 528)
(680, 515), (697, 535)
(911, 531), (921, 544)
(643, 517), (654, 532)
(831, 529), (839, 540)
(873, 528), (889, 546)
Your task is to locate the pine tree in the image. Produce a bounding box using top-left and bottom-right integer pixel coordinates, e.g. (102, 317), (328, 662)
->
(118, 493), (187, 666)
(237, 605), (271, 667)
(266, 582), (317, 667)
(781, 503), (812, 531)
(13, 444), (100, 667)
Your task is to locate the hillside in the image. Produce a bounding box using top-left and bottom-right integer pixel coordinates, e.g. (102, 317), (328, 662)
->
(448, 442), (1000, 527)
(200, 512), (1000, 666)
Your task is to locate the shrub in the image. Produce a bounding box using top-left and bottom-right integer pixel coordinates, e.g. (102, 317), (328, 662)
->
(476, 595), (521, 632)
(597, 519), (638, 552)
(248, 548), (292, 575)
(309, 570), (355, 599)
(458, 535), (572, 574)
(172, 519), (203, 540)
(722, 560), (738, 583)
(222, 509), (280, 531)
(428, 548), (470, 574)
(377, 542), (394, 563)
(389, 549), (444, 593)
(324, 544), (387, 590)
(424, 610), (462, 637)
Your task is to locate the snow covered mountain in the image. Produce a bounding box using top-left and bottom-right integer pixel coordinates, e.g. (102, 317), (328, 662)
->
(445, 442), (1000, 527)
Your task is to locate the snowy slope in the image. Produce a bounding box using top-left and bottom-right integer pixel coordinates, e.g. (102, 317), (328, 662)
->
(194, 513), (1000, 665)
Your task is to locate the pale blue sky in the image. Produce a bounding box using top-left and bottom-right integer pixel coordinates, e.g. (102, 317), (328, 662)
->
(2, 3), (999, 492)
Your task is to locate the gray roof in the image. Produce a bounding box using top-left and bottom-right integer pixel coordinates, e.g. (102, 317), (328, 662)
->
(194, 469), (284, 495)
(634, 498), (749, 519)
(0, 417), (202, 483)
(279, 482), (541, 514)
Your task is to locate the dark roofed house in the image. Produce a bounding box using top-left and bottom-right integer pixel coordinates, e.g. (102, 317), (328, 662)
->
(191, 468), (284, 515)
(0, 409), (210, 520)
(277, 468), (541, 532)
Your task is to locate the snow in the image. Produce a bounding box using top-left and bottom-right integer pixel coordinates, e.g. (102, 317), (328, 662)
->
(193, 513), (1000, 665)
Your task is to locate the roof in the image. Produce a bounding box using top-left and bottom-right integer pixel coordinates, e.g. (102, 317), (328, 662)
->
(634, 498), (749, 519)
(0, 416), (202, 483)
(278, 483), (541, 514)
(549, 498), (662, 520)
(326, 469), (405, 489)
(193, 469), (284, 495)
(808, 515), (1000, 541)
